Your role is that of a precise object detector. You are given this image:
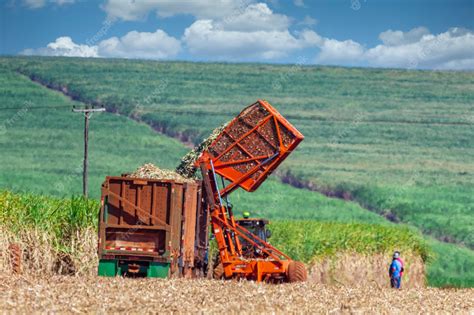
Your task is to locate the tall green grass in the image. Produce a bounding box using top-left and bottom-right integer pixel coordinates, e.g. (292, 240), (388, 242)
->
(0, 191), (97, 240)
(0, 190), (429, 266)
(0, 191), (98, 275)
(427, 240), (474, 287)
(2, 190), (472, 287)
(270, 221), (473, 287)
(270, 221), (431, 263)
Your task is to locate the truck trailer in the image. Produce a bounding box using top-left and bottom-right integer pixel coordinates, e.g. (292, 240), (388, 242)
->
(97, 176), (207, 277)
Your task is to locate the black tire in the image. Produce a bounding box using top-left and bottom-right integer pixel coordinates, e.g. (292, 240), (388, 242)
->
(287, 261), (307, 282)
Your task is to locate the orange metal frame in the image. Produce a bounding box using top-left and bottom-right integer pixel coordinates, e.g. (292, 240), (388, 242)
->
(197, 100), (304, 282)
(201, 99), (304, 196)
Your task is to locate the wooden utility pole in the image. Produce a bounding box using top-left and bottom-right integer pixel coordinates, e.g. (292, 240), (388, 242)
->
(73, 106), (105, 198)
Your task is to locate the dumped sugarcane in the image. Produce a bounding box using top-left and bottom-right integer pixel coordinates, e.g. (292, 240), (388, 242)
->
(128, 163), (194, 183)
(176, 122), (228, 178)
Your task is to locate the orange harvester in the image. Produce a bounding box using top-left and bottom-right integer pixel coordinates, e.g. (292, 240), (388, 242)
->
(197, 100), (307, 282)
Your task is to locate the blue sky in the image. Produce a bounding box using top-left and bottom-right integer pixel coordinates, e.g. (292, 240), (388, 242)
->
(1, 0), (473, 69)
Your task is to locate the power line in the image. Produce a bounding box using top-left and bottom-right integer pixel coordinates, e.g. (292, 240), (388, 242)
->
(0, 105), (233, 116)
(0, 105), (72, 111)
(2, 105), (470, 126)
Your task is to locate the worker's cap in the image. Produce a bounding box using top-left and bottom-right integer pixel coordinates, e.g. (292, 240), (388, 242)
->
(393, 251), (400, 258)
(242, 211), (250, 218)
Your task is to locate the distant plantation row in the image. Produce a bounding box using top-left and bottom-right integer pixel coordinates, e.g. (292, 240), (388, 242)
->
(3, 57), (472, 249)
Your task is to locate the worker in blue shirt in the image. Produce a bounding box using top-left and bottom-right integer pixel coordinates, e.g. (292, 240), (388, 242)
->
(389, 251), (404, 289)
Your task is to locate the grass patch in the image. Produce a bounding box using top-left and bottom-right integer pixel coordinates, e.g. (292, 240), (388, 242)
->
(0, 190), (97, 240)
(270, 221), (431, 263)
(426, 240), (474, 287)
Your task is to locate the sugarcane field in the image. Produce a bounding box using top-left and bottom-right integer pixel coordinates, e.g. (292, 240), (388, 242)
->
(1, 1), (473, 314)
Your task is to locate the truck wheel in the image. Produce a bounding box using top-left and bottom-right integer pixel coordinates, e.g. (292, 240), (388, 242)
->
(213, 263), (224, 279)
(287, 261), (307, 282)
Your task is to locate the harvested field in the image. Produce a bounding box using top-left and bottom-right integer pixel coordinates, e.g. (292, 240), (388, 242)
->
(0, 226), (427, 288)
(176, 122), (228, 178)
(1, 275), (472, 314)
(0, 227), (97, 277)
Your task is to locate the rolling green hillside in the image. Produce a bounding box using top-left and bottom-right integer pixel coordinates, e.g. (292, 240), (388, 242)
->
(0, 58), (473, 287)
(0, 67), (187, 198)
(0, 66), (392, 223)
(1, 57), (472, 249)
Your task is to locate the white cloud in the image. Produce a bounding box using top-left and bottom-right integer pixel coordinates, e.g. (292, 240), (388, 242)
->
(23, 0), (45, 8)
(313, 27), (474, 70)
(435, 58), (474, 70)
(54, 0), (75, 5)
(298, 15), (317, 27)
(183, 20), (317, 60)
(23, 0), (75, 9)
(216, 3), (290, 32)
(21, 29), (181, 60)
(182, 3), (318, 60)
(24, 1), (314, 61)
(98, 29), (181, 59)
(20, 37), (98, 57)
(293, 0), (305, 7)
(298, 29), (323, 46)
(102, 0), (246, 21)
(379, 27), (429, 46)
(19, 10), (473, 71)
(366, 27), (474, 69)
(317, 38), (365, 64)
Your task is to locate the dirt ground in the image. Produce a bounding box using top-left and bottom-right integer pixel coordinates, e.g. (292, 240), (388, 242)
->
(1, 275), (472, 314)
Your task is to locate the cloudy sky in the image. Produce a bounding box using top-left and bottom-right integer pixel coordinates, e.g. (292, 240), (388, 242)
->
(1, 0), (473, 69)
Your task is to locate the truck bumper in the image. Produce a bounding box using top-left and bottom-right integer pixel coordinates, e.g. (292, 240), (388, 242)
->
(98, 259), (170, 278)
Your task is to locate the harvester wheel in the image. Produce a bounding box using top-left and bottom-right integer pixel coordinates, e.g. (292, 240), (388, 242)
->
(213, 263), (224, 279)
(287, 261), (307, 282)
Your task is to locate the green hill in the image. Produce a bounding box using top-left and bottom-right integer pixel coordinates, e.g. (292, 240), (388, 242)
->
(0, 67), (387, 223)
(2, 56), (472, 249)
(0, 57), (473, 287)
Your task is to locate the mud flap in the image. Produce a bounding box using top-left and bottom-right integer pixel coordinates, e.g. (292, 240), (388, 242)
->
(147, 262), (170, 278)
(98, 259), (117, 277)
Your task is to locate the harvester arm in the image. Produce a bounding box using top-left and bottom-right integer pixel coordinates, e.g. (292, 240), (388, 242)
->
(196, 100), (306, 282)
(197, 100), (303, 199)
